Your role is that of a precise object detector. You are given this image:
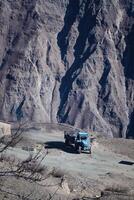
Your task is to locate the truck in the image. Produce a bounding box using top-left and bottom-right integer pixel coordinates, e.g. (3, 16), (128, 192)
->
(64, 130), (91, 154)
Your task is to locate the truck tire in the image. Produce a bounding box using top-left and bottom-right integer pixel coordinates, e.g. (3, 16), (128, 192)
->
(65, 138), (69, 146)
(77, 146), (82, 154)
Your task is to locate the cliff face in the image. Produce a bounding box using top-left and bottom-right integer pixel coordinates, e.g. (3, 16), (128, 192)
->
(0, 0), (134, 138)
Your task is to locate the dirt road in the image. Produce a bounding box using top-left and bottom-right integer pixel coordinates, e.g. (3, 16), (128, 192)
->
(6, 127), (134, 199)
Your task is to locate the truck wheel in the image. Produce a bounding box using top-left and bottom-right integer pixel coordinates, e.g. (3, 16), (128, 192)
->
(77, 146), (82, 154)
(65, 139), (69, 146)
(75, 144), (78, 151)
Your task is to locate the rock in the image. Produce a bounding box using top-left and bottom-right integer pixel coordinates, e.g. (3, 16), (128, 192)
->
(0, 0), (133, 138)
(60, 178), (70, 194)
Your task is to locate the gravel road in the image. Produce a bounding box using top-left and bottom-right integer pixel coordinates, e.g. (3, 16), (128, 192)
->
(8, 128), (134, 180)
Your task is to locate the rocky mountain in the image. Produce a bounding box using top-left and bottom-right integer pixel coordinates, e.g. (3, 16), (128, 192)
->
(0, 0), (133, 138)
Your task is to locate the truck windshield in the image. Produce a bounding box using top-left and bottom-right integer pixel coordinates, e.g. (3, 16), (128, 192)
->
(81, 136), (87, 140)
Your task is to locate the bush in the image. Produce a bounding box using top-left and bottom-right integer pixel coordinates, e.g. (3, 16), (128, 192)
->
(51, 168), (65, 178)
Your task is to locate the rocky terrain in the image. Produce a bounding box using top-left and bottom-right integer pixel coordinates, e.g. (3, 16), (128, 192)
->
(0, 0), (134, 138)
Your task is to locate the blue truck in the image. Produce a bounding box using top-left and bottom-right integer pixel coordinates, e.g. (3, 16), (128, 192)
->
(64, 130), (91, 154)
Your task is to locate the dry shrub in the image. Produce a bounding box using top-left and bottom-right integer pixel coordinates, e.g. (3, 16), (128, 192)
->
(0, 153), (15, 163)
(0, 153), (7, 162)
(0, 136), (12, 145)
(51, 168), (65, 178)
(21, 159), (46, 174)
(104, 184), (129, 194)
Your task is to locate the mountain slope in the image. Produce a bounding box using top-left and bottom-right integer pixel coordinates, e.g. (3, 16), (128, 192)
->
(0, 0), (134, 138)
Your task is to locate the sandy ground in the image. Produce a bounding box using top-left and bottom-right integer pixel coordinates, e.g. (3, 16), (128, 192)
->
(2, 126), (134, 199)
